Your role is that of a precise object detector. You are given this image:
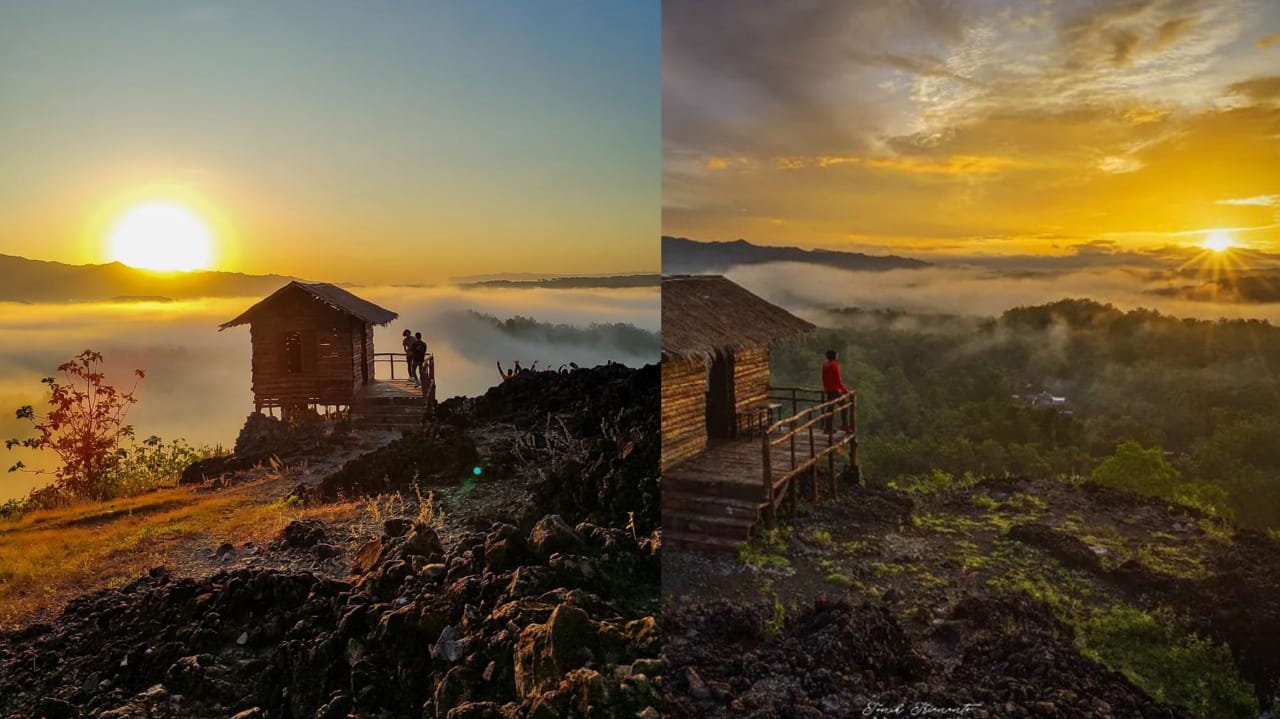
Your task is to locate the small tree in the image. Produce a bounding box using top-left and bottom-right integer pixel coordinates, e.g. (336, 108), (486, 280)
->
(1091, 440), (1180, 497)
(6, 350), (144, 500)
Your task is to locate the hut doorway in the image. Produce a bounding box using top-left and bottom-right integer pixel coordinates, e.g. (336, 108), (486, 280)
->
(705, 352), (735, 439)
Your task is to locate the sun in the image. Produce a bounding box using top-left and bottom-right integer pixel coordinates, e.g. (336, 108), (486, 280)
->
(107, 202), (215, 271)
(1202, 230), (1235, 253)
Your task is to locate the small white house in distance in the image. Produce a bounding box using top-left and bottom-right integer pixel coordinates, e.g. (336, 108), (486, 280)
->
(1031, 391), (1067, 408)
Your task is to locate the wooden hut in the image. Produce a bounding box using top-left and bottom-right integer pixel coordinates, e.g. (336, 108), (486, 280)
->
(220, 281), (398, 416)
(661, 275), (815, 470)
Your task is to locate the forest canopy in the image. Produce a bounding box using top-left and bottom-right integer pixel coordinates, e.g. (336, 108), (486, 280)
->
(771, 299), (1280, 530)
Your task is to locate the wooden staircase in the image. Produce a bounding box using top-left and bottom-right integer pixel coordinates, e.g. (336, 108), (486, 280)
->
(662, 488), (767, 553)
(662, 388), (860, 554)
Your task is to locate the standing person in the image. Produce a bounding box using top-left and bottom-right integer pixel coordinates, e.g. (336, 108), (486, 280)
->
(822, 349), (851, 433)
(402, 329), (417, 382)
(410, 332), (428, 388)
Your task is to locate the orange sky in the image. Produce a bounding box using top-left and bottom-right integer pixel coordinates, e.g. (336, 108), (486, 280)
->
(662, 0), (1280, 260)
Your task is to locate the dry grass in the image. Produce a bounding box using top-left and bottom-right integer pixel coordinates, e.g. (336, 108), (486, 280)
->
(360, 485), (444, 529)
(0, 479), (358, 629)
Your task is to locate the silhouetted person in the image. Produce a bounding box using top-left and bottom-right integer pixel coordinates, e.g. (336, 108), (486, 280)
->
(822, 349), (851, 433)
(410, 332), (428, 388)
(496, 361), (517, 382)
(402, 329), (416, 381)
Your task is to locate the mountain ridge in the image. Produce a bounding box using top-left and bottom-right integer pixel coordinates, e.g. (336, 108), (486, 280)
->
(0, 253), (301, 303)
(661, 235), (929, 274)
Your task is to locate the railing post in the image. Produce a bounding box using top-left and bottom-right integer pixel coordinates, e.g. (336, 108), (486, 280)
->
(809, 419), (817, 501)
(762, 436), (774, 528)
(851, 393), (860, 488)
(789, 415), (796, 470)
(827, 402), (836, 491)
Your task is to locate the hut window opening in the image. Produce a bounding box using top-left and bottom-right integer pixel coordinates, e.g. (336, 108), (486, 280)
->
(284, 331), (304, 373)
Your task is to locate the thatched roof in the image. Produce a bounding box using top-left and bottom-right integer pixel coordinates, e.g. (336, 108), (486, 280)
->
(219, 282), (398, 329)
(662, 275), (814, 359)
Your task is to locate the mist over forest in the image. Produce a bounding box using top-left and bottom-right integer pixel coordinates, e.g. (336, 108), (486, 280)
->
(745, 260), (1280, 531)
(727, 262), (1280, 326)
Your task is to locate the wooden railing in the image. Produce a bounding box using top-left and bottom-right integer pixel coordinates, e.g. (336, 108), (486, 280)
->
(760, 388), (858, 527)
(373, 352), (435, 383)
(768, 386), (828, 419)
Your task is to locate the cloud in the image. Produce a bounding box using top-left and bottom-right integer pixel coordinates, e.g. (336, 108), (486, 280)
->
(1098, 155), (1145, 174)
(1228, 75), (1280, 103)
(770, 154), (1025, 175)
(662, 1), (967, 156)
(663, 0), (1279, 257)
(1217, 195), (1280, 206)
(1257, 30), (1280, 48)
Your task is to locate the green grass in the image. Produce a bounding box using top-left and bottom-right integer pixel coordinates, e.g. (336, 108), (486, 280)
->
(824, 572), (853, 588)
(738, 527), (793, 570)
(1078, 606), (1257, 719)
(806, 529), (833, 545)
(970, 493), (1000, 510)
(763, 598), (785, 637)
(870, 561), (907, 578)
(889, 469), (979, 496)
(839, 540), (869, 555)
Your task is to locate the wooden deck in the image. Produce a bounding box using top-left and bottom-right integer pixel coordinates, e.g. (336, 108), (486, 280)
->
(665, 431), (847, 497)
(355, 378), (426, 403)
(351, 378), (431, 431)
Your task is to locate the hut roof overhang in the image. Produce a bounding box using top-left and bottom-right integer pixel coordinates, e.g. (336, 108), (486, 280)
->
(219, 281), (398, 330)
(661, 274), (815, 360)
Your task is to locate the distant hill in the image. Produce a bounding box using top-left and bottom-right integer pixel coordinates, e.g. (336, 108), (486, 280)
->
(459, 274), (659, 290)
(661, 236), (929, 274)
(1146, 269), (1280, 304)
(0, 254), (299, 303)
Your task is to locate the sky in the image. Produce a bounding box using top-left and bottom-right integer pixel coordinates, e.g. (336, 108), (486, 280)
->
(663, 0), (1280, 261)
(0, 1), (659, 283)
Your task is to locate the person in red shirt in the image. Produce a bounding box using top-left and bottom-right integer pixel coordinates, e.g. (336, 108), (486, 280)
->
(822, 349), (851, 432)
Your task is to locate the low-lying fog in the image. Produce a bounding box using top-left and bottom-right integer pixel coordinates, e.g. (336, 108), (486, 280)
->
(0, 285), (658, 501)
(725, 262), (1280, 326)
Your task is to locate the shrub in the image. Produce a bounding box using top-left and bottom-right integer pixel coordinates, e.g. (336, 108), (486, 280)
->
(1078, 606), (1257, 719)
(7, 351), (144, 500)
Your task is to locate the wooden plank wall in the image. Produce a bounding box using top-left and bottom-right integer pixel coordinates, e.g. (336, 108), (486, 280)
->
(247, 290), (360, 408)
(661, 356), (707, 471)
(732, 346), (770, 412)
(348, 318), (375, 390)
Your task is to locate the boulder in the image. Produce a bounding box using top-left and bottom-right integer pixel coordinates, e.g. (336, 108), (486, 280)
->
(405, 523), (445, 557)
(281, 519), (326, 549)
(513, 605), (598, 699)
(529, 515), (580, 558)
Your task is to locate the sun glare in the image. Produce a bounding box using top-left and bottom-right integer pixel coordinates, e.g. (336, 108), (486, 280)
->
(107, 202), (214, 272)
(1202, 231), (1235, 253)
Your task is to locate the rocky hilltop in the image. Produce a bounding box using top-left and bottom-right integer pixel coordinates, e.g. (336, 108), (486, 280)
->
(0, 364), (660, 719)
(664, 476), (1280, 718)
